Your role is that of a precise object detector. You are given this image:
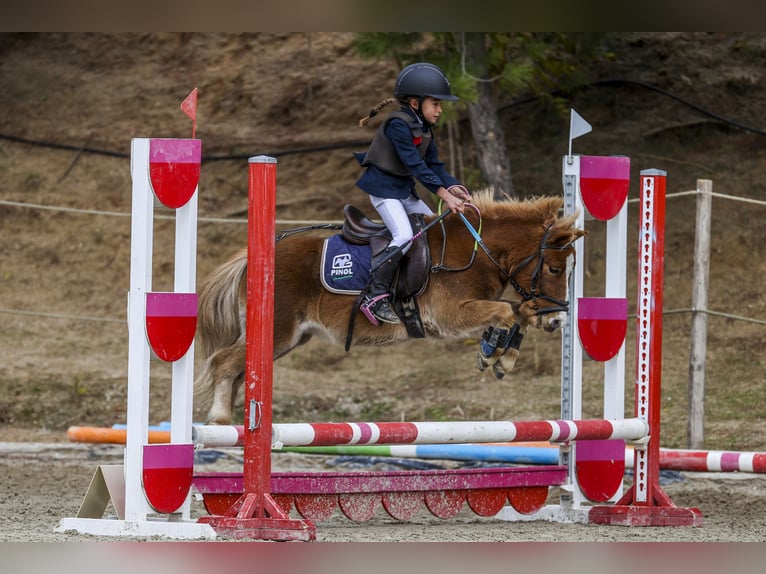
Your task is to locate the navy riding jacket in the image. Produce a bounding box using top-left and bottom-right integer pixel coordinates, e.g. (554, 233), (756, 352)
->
(355, 107), (459, 200)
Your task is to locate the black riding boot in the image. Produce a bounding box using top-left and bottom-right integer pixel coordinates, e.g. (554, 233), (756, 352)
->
(361, 245), (403, 325)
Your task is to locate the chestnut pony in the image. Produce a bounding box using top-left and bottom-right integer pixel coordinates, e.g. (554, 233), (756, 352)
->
(195, 191), (585, 425)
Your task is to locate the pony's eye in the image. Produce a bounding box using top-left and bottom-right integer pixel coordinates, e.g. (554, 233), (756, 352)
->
(548, 265), (561, 275)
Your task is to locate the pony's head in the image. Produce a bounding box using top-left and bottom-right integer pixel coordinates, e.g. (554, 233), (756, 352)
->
(468, 191), (586, 332)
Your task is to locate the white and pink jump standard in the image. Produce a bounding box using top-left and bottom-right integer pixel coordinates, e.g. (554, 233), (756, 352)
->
(57, 136), (217, 539)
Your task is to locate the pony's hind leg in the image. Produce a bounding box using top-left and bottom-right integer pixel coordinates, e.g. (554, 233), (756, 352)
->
(203, 341), (246, 425)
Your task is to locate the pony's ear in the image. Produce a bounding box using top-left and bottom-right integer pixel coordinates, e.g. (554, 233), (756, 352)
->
(547, 228), (587, 249)
(548, 212), (587, 248)
(571, 228), (588, 242)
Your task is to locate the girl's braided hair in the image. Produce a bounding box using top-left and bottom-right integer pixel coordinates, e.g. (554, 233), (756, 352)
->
(358, 97), (399, 127)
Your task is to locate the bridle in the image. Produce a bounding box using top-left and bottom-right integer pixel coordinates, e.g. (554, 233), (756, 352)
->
(439, 206), (575, 317)
(505, 224), (574, 316)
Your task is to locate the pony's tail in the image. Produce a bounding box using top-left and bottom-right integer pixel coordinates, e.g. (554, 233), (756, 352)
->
(358, 97), (396, 127)
(196, 250), (249, 359)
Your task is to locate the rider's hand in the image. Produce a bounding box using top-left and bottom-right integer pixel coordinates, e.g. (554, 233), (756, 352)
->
(447, 185), (472, 202)
(437, 187), (466, 214)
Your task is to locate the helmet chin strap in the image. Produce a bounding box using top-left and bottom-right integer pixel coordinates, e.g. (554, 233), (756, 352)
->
(408, 97), (429, 125)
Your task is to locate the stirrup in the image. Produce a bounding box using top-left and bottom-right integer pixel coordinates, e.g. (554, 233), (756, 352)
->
(360, 294), (400, 325)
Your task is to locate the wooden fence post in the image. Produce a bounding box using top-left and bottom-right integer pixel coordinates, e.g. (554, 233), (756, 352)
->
(688, 179), (712, 449)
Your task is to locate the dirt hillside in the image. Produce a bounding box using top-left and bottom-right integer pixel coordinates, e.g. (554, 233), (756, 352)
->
(1, 32), (765, 453)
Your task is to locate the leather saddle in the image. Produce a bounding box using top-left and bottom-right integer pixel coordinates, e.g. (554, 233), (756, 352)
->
(341, 204), (431, 337)
(342, 204), (431, 299)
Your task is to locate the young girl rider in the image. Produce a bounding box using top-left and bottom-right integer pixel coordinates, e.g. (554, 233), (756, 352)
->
(355, 62), (471, 325)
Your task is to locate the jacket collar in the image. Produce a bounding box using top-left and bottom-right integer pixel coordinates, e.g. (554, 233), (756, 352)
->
(399, 105), (424, 127)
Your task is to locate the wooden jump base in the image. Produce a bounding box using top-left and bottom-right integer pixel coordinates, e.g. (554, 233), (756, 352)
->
(194, 466), (568, 522)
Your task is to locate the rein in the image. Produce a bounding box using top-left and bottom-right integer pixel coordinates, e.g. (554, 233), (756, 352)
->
(432, 201), (481, 273)
(276, 223), (341, 242)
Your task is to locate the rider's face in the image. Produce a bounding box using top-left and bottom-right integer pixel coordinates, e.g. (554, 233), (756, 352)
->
(419, 97), (443, 125)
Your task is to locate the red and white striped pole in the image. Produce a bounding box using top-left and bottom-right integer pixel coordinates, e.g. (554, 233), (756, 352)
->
(658, 449), (766, 473)
(192, 418), (649, 448)
(198, 156), (315, 541)
(590, 169), (703, 526)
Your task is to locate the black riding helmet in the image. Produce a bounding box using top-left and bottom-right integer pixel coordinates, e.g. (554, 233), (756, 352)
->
(394, 62), (459, 102)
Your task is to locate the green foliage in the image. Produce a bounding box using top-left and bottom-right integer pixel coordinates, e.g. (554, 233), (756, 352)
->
(352, 32), (610, 115)
(352, 33), (474, 123)
(477, 32), (610, 119)
(352, 33), (423, 69)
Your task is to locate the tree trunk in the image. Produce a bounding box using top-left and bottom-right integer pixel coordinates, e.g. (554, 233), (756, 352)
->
(463, 33), (515, 199)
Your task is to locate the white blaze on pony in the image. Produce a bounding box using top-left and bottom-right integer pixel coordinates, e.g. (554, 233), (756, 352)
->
(195, 191), (585, 425)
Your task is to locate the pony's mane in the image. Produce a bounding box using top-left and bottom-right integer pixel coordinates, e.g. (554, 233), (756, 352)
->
(467, 188), (565, 223)
(465, 188), (583, 247)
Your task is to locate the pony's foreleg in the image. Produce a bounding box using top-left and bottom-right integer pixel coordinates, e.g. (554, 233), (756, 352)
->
(442, 299), (528, 379)
(480, 302), (569, 379)
(486, 297), (558, 378)
(486, 323), (529, 378)
(477, 322), (528, 379)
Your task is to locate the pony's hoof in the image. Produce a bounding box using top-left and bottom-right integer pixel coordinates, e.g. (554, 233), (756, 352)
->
(477, 353), (490, 372)
(495, 351), (519, 378)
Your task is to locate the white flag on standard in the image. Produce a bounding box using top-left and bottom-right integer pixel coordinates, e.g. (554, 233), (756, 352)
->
(568, 109), (592, 156)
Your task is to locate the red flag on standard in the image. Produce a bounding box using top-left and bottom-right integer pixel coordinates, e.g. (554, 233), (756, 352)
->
(181, 88), (198, 137)
(181, 88), (198, 119)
